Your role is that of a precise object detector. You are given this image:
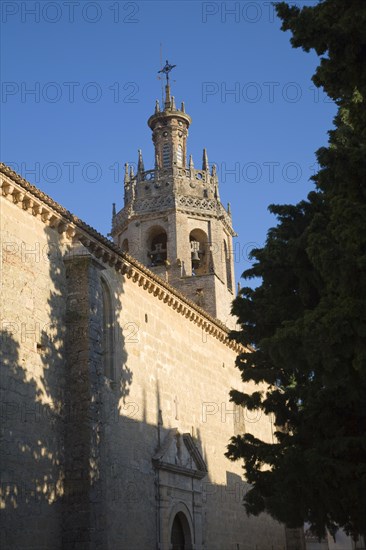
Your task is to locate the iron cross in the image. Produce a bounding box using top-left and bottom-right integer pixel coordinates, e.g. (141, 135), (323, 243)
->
(158, 59), (176, 84)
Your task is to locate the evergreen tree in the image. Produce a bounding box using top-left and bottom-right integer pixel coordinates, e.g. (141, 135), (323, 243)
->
(226, 0), (366, 540)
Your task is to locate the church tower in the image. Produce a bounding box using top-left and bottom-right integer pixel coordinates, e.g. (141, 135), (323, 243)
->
(111, 62), (236, 326)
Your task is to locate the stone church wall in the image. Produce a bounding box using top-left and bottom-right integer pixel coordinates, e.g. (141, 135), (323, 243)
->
(1, 171), (287, 549)
(96, 265), (286, 549)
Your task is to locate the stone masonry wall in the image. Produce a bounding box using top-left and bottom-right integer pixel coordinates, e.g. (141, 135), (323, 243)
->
(0, 196), (67, 549)
(100, 265), (286, 550)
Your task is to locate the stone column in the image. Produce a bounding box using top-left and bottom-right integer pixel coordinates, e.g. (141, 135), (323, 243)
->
(62, 250), (106, 550)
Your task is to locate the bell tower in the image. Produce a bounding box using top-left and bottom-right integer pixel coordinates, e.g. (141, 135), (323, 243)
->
(111, 62), (236, 327)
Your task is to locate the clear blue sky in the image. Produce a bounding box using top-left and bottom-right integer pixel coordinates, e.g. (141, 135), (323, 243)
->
(1, 0), (336, 286)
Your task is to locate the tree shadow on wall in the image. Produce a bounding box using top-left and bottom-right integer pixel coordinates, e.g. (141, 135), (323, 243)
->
(0, 223), (132, 550)
(0, 326), (65, 548)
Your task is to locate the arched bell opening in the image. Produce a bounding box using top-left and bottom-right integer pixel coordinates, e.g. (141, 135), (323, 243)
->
(189, 229), (208, 276)
(147, 225), (168, 267)
(170, 512), (193, 550)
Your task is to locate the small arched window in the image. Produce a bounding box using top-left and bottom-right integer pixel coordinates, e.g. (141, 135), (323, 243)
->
(177, 145), (183, 167)
(162, 144), (171, 168)
(121, 238), (129, 253)
(101, 278), (114, 381)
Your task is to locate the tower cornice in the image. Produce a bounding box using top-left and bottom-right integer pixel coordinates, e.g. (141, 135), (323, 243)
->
(147, 110), (192, 130)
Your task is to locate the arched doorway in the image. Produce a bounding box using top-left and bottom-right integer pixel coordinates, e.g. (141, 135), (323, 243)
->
(170, 512), (193, 550)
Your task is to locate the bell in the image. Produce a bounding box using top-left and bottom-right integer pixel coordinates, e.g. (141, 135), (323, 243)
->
(191, 250), (200, 268)
(155, 253), (163, 264)
(191, 240), (200, 268)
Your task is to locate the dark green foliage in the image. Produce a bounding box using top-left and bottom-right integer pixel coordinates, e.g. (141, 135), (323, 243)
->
(226, 0), (366, 540)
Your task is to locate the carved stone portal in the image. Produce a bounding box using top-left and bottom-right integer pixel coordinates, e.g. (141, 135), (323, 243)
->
(152, 429), (207, 550)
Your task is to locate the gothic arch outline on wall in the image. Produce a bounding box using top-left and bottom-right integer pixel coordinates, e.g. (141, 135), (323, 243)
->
(101, 276), (115, 381)
(168, 502), (194, 550)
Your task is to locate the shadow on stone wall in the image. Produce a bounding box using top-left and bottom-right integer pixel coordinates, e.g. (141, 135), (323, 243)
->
(0, 221), (69, 547)
(0, 326), (65, 548)
(0, 224), (132, 549)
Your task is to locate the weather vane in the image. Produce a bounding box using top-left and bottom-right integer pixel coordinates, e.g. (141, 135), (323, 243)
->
(158, 59), (176, 85)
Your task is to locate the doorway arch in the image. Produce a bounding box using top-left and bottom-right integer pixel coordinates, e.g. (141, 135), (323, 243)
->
(170, 511), (193, 550)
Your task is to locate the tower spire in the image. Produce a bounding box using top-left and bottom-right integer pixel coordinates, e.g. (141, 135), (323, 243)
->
(158, 59), (177, 111)
(149, 62), (191, 172)
(124, 163), (130, 184)
(138, 149), (145, 173)
(202, 148), (209, 171)
(164, 83), (171, 110)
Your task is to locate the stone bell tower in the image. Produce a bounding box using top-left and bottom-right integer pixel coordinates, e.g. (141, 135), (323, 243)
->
(111, 62), (236, 327)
